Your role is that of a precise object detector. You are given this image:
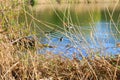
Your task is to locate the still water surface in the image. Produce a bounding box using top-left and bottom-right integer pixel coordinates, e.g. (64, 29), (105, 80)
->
(27, 3), (120, 58)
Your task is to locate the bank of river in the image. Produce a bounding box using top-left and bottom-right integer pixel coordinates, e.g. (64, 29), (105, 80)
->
(17, 3), (120, 58)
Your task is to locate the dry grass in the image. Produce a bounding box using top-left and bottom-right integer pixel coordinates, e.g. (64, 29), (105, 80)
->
(0, 43), (120, 80)
(0, 0), (120, 80)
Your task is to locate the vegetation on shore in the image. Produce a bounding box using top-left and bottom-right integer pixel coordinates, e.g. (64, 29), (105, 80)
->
(36, 0), (119, 4)
(0, 0), (120, 80)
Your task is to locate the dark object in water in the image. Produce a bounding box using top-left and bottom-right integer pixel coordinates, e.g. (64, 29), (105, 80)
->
(40, 44), (56, 48)
(59, 37), (63, 42)
(116, 42), (120, 47)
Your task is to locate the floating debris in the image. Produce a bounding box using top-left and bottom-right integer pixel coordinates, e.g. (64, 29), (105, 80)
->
(39, 44), (56, 48)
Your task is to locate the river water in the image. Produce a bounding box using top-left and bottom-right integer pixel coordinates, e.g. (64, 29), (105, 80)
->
(23, 3), (120, 58)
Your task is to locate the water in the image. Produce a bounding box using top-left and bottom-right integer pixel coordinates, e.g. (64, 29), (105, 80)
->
(24, 3), (120, 58)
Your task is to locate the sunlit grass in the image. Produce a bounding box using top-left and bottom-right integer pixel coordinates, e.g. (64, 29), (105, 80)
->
(0, 0), (120, 80)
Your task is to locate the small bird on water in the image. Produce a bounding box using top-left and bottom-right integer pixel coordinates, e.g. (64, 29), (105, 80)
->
(59, 37), (63, 42)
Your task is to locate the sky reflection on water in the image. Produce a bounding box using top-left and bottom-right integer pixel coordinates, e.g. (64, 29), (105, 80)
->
(39, 22), (120, 59)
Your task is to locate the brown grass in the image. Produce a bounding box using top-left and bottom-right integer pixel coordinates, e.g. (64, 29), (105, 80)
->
(0, 0), (120, 80)
(0, 43), (120, 80)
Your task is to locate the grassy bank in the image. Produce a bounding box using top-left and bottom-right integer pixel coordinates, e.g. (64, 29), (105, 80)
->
(36, 0), (119, 4)
(0, 41), (120, 80)
(0, 0), (120, 80)
(1, 47), (120, 80)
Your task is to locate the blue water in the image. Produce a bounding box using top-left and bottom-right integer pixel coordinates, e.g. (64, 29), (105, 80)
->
(39, 22), (120, 59)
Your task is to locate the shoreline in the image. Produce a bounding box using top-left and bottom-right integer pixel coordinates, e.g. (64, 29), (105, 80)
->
(36, 0), (119, 4)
